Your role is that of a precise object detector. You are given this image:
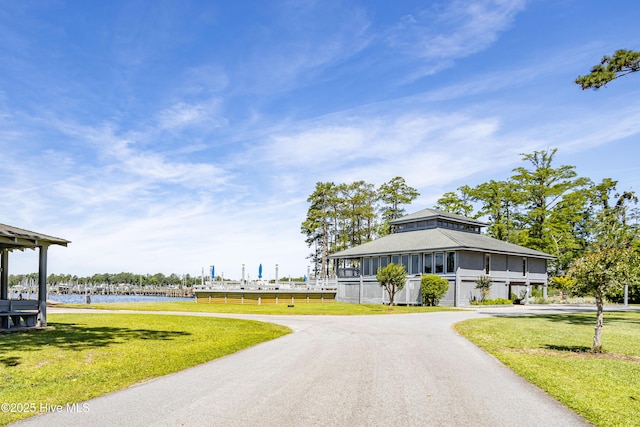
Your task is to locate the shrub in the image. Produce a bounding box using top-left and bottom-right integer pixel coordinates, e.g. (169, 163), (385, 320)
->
(470, 298), (513, 306)
(420, 274), (449, 306)
(376, 263), (407, 306)
(475, 276), (492, 302)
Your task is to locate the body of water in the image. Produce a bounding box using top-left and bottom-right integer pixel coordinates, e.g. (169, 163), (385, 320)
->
(10, 293), (195, 304)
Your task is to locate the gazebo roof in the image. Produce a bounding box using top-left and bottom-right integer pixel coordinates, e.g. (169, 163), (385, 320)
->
(0, 224), (70, 251)
(389, 208), (487, 228)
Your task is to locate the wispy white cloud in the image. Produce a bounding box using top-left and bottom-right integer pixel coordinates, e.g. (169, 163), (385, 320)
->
(234, 4), (372, 94)
(385, 0), (527, 80)
(259, 108), (509, 181)
(180, 65), (229, 97)
(156, 99), (226, 131)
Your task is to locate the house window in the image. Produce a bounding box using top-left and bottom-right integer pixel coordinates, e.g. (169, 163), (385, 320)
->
(372, 257), (379, 274)
(380, 256), (389, 269)
(446, 252), (456, 273)
(435, 252), (444, 273)
(411, 254), (420, 274)
(485, 254), (491, 275)
(401, 255), (409, 269)
(522, 258), (527, 276)
(392, 255), (399, 265)
(362, 258), (370, 276)
(423, 253), (433, 274)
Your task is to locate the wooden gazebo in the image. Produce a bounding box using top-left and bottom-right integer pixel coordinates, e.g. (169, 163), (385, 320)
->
(0, 224), (69, 330)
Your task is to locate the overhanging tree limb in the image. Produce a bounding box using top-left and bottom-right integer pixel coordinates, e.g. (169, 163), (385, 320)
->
(576, 49), (640, 90)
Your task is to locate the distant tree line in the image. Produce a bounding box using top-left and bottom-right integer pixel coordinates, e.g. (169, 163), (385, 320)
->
(301, 177), (419, 278)
(9, 272), (193, 287)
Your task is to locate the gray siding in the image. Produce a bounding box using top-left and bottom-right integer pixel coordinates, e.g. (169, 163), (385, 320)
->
(336, 277), (422, 305)
(459, 251), (484, 271)
(529, 258), (546, 275)
(337, 249), (549, 307)
(492, 254), (507, 271)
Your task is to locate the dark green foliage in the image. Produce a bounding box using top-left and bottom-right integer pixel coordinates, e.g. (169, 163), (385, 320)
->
(378, 176), (419, 234)
(13, 272), (189, 287)
(511, 149), (592, 273)
(576, 49), (640, 89)
(470, 298), (512, 306)
(433, 148), (640, 276)
(434, 187), (473, 217)
(301, 181), (339, 278)
(301, 177), (419, 275)
(420, 274), (449, 306)
(568, 189), (640, 351)
(605, 284), (640, 304)
(467, 180), (522, 243)
(474, 276), (492, 302)
(376, 263), (407, 306)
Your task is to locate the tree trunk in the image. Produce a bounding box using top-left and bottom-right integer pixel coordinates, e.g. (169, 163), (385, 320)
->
(321, 218), (328, 279)
(593, 289), (604, 352)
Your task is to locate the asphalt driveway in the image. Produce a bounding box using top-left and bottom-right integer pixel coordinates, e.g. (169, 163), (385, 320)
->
(15, 306), (592, 426)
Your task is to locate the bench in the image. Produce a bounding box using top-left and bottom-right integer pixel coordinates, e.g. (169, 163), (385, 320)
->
(0, 300), (40, 329)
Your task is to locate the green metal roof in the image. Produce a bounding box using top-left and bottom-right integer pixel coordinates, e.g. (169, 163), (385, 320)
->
(329, 227), (554, 259)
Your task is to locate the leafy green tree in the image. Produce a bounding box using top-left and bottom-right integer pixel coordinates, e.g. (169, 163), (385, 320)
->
(301, 177), (418, 277)
(474, 276), (492, 302)
(569, 249), (639, 352)
(568, 189), (640, 352)
(376, 263), (407, 307)
(576, 49), (640, 89)
(467, 180), (523, 243)
(432, 149), (635, 277)
(545, 187), (594, 274)
(378, 176), (419, 234)
(339, 181), (378, 247)
(420, 274), (449, 306)
(434, 186), (473, 216)
(301, 182), (339, 278)
(511, 148), (591, 270)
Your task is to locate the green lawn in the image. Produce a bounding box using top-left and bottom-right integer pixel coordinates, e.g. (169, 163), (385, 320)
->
(0, 313), (290, 425)
(454, 311), (640, 427)
(65, 301), (459, 315)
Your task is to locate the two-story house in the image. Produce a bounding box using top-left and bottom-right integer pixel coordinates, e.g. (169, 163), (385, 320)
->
(329, 208), (554, 306)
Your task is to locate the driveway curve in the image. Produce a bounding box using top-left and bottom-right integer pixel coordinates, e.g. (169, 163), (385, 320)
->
(15, 307), (590, 426)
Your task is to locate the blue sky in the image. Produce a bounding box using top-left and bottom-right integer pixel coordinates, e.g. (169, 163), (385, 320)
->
(2, 0), (639, 280)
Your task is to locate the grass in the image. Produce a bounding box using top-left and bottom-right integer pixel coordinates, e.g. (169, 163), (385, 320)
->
(0, 313), (290, 425)
(454, 311), (640, 427)
(62, 301), (459, 315)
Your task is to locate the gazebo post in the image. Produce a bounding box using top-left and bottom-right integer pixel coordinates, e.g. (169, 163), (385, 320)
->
(1, 249), (8, 299)
(37, 245), (48, 327)
(1, 249), (8, 328)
